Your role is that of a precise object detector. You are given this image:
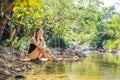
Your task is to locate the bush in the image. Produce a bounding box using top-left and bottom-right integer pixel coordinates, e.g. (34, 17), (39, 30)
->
(48, 37), (69, 49)
(90, 32), (116, 48)
(43, 27), (55, 42)
(1, 37), (30, 50)
(103, 39), (120, 49)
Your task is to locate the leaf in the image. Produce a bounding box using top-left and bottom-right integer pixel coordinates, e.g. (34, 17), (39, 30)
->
(26, 12), (30, 15)
(17, 14), (23, 18)
(20, 0), (27, 7)
(13, 7), (18, 11)
(35, 12), (42, 18)
(20, 0), (44, 8)
(15, 20), (25, 25)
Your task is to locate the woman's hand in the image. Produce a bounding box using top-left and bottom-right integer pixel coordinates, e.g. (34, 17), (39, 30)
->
(31, 38), (45, 50)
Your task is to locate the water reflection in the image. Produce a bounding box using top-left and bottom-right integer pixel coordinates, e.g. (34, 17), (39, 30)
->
(9, 54), (120, 80)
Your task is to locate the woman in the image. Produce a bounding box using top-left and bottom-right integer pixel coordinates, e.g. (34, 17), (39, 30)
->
(28, 28), (63, 62)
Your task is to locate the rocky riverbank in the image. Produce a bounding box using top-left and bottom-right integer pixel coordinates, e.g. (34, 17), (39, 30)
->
(0, 46), (87, 80)
(0, 46), (32, 80)
(1, 45), (120, 80)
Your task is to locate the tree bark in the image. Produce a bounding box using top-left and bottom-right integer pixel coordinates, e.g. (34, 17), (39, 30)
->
(10, 28), (16, 40)
(0, 0), (14, 41)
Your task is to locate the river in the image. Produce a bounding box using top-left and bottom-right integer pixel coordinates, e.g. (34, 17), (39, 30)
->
(8, 53), (120, 80)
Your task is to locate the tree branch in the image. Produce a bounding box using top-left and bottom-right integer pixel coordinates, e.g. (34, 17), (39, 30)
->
(0, 0), (4, 3)
(0, 0), (14, 16)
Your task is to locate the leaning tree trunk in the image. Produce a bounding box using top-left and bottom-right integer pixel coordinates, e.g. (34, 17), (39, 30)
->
(0, 0), (14, 41)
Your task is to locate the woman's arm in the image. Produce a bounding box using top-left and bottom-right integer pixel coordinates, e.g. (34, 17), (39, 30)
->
(31, 38), (45, 50)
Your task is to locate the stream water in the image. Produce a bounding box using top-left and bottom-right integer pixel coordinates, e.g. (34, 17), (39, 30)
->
(9, 53), (120, 80)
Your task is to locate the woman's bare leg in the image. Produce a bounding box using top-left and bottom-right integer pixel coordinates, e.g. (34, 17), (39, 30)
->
(44, 49), (63, 62)
(29, 48), (54, 61)
(28, 48), (42, 60)
(43, 53), (54, 60)
(38, 53), (43, 58)
(28, 48), (62, 61)
(45, 49), (57, 60)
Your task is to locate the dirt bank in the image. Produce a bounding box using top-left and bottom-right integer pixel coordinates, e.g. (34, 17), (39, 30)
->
(0, 46), (31, 80)
(0, 46), (87, 80)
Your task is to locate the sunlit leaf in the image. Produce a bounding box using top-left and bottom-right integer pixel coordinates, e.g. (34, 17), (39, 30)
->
(17, 14), (22, 18)
(13, 7), (18, 11)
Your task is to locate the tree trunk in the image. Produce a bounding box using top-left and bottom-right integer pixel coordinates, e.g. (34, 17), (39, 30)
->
(10, 28), (16, 40)
(0, 17), (8, 40)
(0, 0), (14, 41)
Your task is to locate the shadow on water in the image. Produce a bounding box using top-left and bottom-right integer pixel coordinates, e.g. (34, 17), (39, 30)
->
(8, 53), (120, 80)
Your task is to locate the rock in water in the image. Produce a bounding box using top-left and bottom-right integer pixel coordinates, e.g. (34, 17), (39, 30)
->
(15, 75), (25, 79)
(73, 56), (79, 60)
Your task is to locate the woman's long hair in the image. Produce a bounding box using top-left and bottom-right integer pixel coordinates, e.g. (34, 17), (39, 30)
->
(34, 28), (43, 42)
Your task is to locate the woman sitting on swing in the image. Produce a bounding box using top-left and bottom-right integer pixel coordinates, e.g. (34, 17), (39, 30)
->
(28, 28), (63, 62)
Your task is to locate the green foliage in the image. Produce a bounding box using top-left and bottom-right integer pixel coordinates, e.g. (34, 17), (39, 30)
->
(103, 39), (120, 49)
(0, 0), (45, 50)
(43, 27), (56, 41)
(90, 31), (115, 48)
(2, 37), (30, 50)
(1, 39), (12, 46)
(1, 0), (120, 50)
(42, 0), (120, 49)
(48, 37), (69, 49)
(10, 0), (45, 37)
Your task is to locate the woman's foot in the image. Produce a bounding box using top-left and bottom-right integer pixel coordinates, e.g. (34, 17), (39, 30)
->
(30, 58), (42, 62)
(30, 58), (48, 62)
(40, 58), (48, 62)
(53, 58), (64, 62)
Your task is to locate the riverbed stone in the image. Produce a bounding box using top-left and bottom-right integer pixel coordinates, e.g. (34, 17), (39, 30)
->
(0, 47), (32, 80)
